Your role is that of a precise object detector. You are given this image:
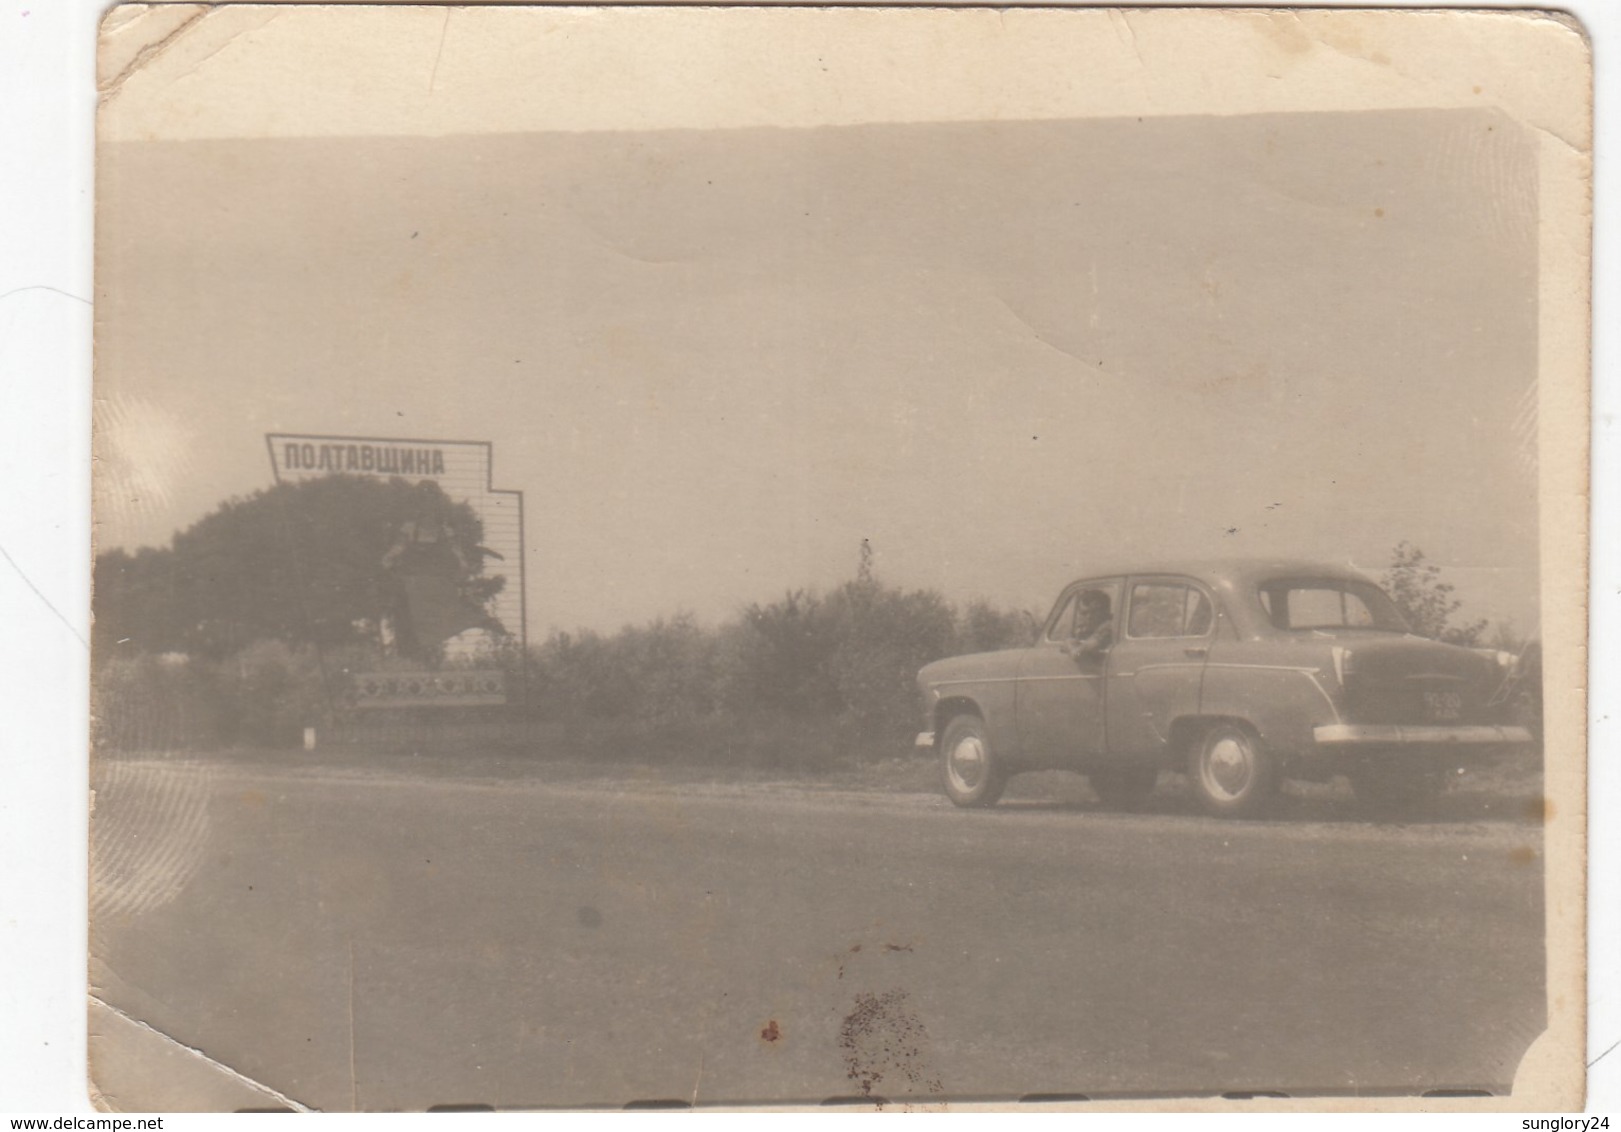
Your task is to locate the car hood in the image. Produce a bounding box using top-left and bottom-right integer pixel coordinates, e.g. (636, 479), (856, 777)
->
(918, 648), (1028, 687)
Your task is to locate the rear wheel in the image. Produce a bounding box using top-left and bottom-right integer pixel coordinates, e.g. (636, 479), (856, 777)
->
(1187, 722), (1277, 818)
(1089, 765), (1159, 810)
(940, 714), (1006, 808)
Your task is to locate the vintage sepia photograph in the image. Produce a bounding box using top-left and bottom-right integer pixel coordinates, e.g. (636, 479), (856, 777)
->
(87, 5), (1590, 1112)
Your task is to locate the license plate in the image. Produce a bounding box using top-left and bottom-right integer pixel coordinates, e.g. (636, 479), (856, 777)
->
(1422, 690), (1463, 722)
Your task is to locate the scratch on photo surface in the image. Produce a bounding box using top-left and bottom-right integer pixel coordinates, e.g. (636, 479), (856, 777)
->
(989, 290), (1114, 377)
(428, 8), (451, 94)
(348, 938), (359, 1111)
(171, 11), (285, 86)
(99, 6), (211, 101)
(1110, 9), (1144, 67)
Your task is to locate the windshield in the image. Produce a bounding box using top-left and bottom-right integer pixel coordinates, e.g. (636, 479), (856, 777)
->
(1256, 578), (1411, 633)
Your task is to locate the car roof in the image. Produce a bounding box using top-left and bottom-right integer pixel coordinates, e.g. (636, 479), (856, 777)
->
(1062, 557), (1378, 589)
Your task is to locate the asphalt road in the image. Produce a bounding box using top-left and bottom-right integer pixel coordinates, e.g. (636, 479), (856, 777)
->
(89, 757), (1546, 1110)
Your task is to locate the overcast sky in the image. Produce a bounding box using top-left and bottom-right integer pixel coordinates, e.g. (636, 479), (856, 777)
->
(95, 107), (1539, 637)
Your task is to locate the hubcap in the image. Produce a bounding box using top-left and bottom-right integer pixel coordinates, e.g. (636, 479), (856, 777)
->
(948, 735), (986, 791)
(1203, 734), (1253, 800)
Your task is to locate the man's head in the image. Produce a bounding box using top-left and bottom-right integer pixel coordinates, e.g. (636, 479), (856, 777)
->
(1076, 589), (1112, 633)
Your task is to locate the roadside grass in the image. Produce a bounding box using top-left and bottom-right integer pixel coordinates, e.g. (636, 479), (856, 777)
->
(306, 711), (913, 774)
(999, 757), (1546, 825)
(97, 733), (1547, 826)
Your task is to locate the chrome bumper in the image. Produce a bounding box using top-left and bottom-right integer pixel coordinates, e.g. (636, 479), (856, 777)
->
(1313, 724), (1534, 746)
(915, 731), (936, 750)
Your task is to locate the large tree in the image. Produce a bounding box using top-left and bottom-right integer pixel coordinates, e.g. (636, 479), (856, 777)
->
(94, 476), (502, 660)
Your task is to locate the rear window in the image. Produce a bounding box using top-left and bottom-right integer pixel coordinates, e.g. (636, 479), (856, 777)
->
(1257, 579), (1409, 632)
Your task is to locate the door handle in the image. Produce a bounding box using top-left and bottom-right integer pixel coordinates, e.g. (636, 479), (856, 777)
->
(1184, 646), (1208, 659)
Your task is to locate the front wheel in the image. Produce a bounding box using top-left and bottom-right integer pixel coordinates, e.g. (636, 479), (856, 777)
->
(1187, 722), (1277, 818)
(940, 715), (1007, 808)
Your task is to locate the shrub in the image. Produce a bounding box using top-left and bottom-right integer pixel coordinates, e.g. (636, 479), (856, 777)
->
(826, 578), (958, 737)
(92, 653), (224, 751)
(955, 599), (1035, 655)
(92, 640), (336, 751)
(527, 573), (1032, 763)
(211, 640), (332, 747)
(526, 614), (723, 723)
(92, 547), (1034, 766)
(1382, 542), (1488, 645)
(721, 590), (842, 717)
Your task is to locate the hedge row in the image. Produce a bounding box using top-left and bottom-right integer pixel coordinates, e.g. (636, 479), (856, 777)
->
(92, 577), (1034, 756)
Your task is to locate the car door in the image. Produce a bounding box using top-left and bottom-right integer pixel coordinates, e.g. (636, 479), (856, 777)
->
(1104, 576), (1215, 761)
(1015, 578), (1120, 768)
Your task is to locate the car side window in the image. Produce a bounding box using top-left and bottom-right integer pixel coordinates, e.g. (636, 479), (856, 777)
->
(1289, 587), (1375, 628)
(1185, 588), (1214, 635)
(1045, 593), (1077, 642)
(1127, 581), (1214, 639)
(1045, 581), (1120, 642)
(1261, 584), (1381, 630)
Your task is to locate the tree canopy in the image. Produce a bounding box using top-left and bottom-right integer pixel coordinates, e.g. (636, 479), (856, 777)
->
(1381, 541), (1488, 646)
(94, 476), (502, 661)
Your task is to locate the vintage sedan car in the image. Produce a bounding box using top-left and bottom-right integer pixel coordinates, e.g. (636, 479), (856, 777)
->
(915, 559), (1533, 817)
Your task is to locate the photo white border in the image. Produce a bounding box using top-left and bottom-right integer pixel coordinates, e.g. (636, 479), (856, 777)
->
(3, 0), (1613, 1117)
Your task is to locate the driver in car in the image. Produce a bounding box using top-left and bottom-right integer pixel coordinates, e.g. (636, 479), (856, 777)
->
(1062, 589), (1114, 660)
